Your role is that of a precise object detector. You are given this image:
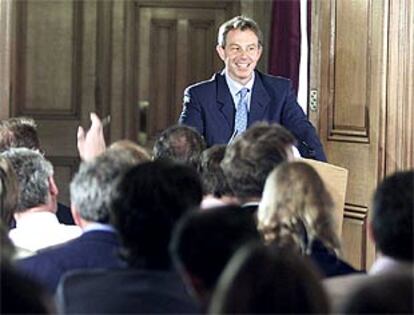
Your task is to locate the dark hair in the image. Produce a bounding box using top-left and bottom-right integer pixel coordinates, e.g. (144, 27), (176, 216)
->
(200, 145), (233, 197)
(153, 125), (206, 172)
(0, 156), (19, 227)
(111, 160), (202, 270)
(170, 205), (260, 292)
(209, 243), (329, 314)
(221, 123), (295, 200)
(371, 170), (413, 261)
(218, 16), (263, 47)
(0, 117), (40, 152)
(341, 272), (414, 314)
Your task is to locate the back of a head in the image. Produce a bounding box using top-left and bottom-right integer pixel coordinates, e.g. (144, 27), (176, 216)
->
(1, 148), (53, 213)
(200, 145), (233, 197)
(209, 243), (329, 314)
(0, 156), (19, 227)
(341, 272), (414, 314)
(111, 160), (202, 270)
(258, 161), (340, 255)
(371, 170), (414, 261)
(221, 123), (295, 200)
(0, 117), (40, 152)
(108, 140), (150, 163)
(153, 125), (206, 171)
(70, 149), (147, 223)
(170, 205), (260, 292)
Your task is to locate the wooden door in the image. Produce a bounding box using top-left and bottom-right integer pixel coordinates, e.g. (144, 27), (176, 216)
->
(135, 1), (238, 146)
(309, 0), (389, 269)
(9, 0), (102, 206)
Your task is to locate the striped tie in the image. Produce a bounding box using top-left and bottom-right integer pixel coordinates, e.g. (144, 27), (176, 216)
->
(234, 87), (249, 136)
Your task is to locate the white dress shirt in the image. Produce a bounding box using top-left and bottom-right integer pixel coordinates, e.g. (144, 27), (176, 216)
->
(9, 211), (81, 253)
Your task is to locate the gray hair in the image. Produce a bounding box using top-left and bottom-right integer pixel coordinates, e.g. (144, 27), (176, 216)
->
(70, 149), (139, 223)
(1, 148), (53, 213)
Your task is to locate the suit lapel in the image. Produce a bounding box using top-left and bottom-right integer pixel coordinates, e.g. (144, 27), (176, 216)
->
(248, 71), (270, 126)
(216, 72), (234, 128)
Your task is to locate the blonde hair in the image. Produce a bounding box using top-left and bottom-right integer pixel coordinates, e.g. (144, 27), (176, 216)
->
(109, 140), (150, 163)
(258, 161), (341, 255)
(0, 156), (19, 227)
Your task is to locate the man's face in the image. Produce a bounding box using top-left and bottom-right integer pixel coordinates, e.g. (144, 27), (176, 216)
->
(216, 29), (262, 85)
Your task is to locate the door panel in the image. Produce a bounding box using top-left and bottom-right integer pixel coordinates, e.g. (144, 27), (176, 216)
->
(310, 0), (389, 269)
(136, 1), (237, 146)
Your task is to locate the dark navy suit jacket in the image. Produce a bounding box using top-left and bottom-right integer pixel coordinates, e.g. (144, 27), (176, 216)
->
(17, 230), (125, 293)
(56, 269), (199, 314)
(179, 70), (327, 161)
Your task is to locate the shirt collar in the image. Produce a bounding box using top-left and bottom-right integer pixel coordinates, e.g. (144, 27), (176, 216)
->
(225, 70), (255, 97)
(83, 222), (116, 233)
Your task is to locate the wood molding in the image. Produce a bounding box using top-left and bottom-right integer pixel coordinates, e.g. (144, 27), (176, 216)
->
(385, 0), (414, 174)
(0, 0), (12, 119)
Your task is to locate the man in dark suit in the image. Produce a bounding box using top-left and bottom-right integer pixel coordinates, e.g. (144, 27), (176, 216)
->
(56, 161), (202, 314)
(17, 148), (146, 292)
(179, 16), (326, 161)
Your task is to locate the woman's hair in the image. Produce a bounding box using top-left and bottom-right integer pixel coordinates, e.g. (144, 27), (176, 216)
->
(258, 161), (341, 255)
(209, 242), (329, 314)
(0, 156), (19, 227)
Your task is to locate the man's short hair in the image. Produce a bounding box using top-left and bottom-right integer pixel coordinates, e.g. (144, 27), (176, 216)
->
(110, 160), (202, 270)
(371, 170), (413, 261)
(170, 205), (260, 291)
(221, 123), (296, 199)
(0, 117), (40, 152)
(70, 149), (144, 223)
(1, 148), (53, 213)
(200, 145), (233, 197)
(217, 16), (263, 48)
(153, 125), (206, 171)
(0, 156), (19, 226)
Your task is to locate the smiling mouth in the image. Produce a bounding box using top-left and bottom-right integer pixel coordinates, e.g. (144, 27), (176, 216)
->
(236, 63), (250, 69)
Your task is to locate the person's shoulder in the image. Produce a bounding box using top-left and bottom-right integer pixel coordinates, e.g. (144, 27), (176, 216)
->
(185, 72), (222, 93)
(256, 70), (291, 86)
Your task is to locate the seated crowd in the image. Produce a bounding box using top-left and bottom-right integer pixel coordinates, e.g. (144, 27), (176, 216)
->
(0, 115), (412, 314)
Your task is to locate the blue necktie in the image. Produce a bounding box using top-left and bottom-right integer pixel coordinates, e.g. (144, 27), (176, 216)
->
(234, 87), (249, 136)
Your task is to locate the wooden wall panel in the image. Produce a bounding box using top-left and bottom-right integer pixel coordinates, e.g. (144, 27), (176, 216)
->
(311, 0), (389, 269)
(333, 0), (369, 133)
(150, 19), (177, 137)
(14, 0), (82, 117)
(385, 0), (414, 173)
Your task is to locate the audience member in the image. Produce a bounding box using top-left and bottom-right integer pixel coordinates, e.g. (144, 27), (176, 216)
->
(209, 242), (329, 314)
(76, 112), (107, 161)
(0, 156), (18, 227)
(56, 160), (202, 314)
(199, 145), (237, 209)
(221, 122), (296, 212)
(170, 205), (260, 309)
(17, 148), (148, 292)
(0, 116), (40, 152)
(324, 170), (413, 311)
(0, 116), (74, 225)
(109, 139), (150, 161)
(153, 124), (206, 171)
(1, 221), (53, 314)
(258, 161), (357, 277)
(341, 272), (413, 314)
(2, 148), (81, 255)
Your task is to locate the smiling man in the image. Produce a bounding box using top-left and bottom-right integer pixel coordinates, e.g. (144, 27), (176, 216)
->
(179, 16), (326, 161)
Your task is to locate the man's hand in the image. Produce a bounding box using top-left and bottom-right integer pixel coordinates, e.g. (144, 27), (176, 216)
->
(77, 113), (106, 161)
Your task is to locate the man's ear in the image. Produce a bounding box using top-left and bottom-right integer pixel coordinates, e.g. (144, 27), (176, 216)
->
(216, 44), (226, 61)
(48, 176), (59, 197)
(70, 204), (83, 227)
